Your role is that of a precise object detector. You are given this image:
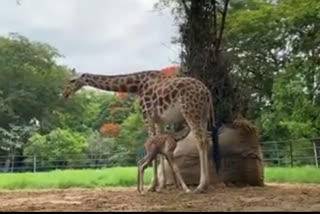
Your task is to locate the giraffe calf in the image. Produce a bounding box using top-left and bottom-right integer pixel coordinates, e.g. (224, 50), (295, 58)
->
(137, 128), (191, 194)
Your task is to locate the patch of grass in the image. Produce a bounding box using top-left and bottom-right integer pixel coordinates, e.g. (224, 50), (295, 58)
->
(0, 166), (319, 190)
(265, 166), (320, 184)
(0, 167), (152, 190)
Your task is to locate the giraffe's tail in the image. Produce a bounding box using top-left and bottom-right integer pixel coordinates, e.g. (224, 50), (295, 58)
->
(208, 92), (220, 174)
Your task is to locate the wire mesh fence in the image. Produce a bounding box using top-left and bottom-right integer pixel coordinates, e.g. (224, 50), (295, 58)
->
(261, 138), (320, 167)
(0, 151), (143, 173)
(0, 138), (319, 173)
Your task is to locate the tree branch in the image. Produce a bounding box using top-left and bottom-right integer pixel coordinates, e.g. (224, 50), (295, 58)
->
(180, 0), (190, 15)
(215, 0), (230, 59)
(216, 0), (225, 14)
(216, 5), (224, 13)
(213, 0), (217, 43)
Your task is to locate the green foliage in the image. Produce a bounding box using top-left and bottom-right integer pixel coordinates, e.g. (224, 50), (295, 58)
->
(229, 0), (265, 12)
(86, 130), (135, 167)
(117, 99), (147, 157)
(99, 95), (148, 165)
(52, 90), (114, 133)
(87, 131), (111, 158)
(93, 93), (118, 129)
(0, 126), (22, 153)
(0, 33), (71, 132)
(24, 129), (88, 169)
(0, 33), (134, 168)
(154, 0), (320, 166)
(260, 72), (318, 141)
(0, 121), (39, 156)
(225, 0), (320, 140)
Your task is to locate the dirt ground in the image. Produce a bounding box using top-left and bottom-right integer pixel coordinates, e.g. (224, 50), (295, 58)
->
(0, 183), (320, 212)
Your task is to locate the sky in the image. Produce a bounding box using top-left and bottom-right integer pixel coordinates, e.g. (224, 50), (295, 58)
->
(0, 0), (180, 75)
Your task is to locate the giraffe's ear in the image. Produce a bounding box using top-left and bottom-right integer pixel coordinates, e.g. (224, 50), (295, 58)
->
(70, 68), (84, 78)
(71, 68), (76, 74)
(68, 68), (78, 82)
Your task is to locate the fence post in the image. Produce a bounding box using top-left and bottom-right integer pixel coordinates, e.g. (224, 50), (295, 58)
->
(33, 154), (37, 173)
(313, 141), (319, 168)
(11, 154), (15, 172)
(289, 140), (293, 168)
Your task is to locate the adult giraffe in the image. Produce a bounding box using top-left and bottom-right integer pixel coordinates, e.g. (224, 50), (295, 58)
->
(62, 67), (219, 193)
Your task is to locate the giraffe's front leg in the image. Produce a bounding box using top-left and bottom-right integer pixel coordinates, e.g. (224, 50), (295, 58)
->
(158, 155), (167, 191)
(147, 157), (158, 192)
(155, 123), (167, 192)
(143, 117), (158, 192)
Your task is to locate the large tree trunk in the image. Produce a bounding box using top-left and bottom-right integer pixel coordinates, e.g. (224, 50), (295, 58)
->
(178, 0), (237, 126)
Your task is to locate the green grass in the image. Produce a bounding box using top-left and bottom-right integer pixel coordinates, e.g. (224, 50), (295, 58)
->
(265, 166), (320, 184)
(0, 167), (152, 190)
(0, 166), (319, 190)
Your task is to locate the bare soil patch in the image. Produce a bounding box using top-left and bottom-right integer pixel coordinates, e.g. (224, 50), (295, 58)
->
(0, 183), (320, 212)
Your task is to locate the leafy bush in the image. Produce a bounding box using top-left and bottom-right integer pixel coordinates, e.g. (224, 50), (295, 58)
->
(24, 128), (88, 170)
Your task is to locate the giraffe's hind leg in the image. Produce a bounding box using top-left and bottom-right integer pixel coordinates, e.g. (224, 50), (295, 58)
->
(147, 157), (158, 192)
(193, 131), (210, 193)
(138, 153), (154, 194)
(155, 123), (167, 192)
(180, 99), (210, 193)
(143, 117), (161, 193)
(164, 152), (191, 193)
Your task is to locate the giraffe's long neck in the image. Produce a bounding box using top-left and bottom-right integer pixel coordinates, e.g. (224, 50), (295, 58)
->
(81, 70), (163, 93)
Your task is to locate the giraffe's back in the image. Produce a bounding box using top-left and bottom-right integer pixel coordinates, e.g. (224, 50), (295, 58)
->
(140, 76), (212, 125)
(145, 133), (177, 154)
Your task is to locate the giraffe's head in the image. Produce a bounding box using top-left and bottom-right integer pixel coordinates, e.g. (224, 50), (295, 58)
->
(63, 69), (86, 99)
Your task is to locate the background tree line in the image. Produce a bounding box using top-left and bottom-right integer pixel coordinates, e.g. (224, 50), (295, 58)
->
(0, 0), (319, 171)
(0, 33), (147, 171)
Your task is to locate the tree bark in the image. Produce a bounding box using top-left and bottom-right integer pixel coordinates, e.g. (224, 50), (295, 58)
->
(179, 0), (236, 126)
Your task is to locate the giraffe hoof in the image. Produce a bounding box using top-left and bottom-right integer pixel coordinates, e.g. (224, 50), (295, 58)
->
(158, 185), (166, 191)
(192, 187), (207, 194)
(156, 187), (165, 193)
(185, 189), (192, 194)
(140, 191), (146, 196)
(147, 186), (156, 192)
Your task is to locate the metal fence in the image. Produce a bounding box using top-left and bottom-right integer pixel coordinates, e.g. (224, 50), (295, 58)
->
(0, 138), (319, 173)
(261, 138), (320, 167)
(0, 151), (141, 173)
